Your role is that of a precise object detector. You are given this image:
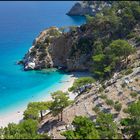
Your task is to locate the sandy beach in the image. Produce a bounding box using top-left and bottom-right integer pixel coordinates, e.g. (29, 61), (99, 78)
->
(0, 72), (89, 127)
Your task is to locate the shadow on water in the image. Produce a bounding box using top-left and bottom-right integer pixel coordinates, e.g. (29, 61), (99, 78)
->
(68, 15), (86, 24)
(17, 63), (92, 78)
(33, 67), (93, 78)
(57, 69), (93, 79)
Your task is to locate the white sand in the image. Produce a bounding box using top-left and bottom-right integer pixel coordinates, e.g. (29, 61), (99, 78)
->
(0, 72), (90, 127)
(0, 109), (25, 127)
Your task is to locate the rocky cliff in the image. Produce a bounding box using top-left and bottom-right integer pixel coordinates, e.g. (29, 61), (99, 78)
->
(67, 1), (112, 16)
(22, 22), (140, 72)
(23, 26), (93, 71)
(22, 1), (140, 73)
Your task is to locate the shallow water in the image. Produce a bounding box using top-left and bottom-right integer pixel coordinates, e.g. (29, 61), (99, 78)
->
(0, 1), (85, 115)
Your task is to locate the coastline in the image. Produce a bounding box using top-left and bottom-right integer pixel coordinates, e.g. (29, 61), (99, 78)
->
(0, 71), (89, 127)
(0, 1), (86, 129)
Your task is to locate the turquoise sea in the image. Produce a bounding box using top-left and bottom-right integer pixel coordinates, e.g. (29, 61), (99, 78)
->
(0, 1), (85, 116)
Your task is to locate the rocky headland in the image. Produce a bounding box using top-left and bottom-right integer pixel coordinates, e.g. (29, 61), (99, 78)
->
(22, 24), (140, 73)
(22, 25), (94, 71)
(67, 1), (112, 16)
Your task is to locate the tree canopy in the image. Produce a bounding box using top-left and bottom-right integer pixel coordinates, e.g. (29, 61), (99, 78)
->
(23, 101), (52, 120)
(121, 100), (140, 139)
(69, 77), (95, 92)
(62, 116), (100, 139)
(92, 39), (135, 79)
(63, 113), (119, 139)
(1, 119), (48, 139)
(96, 112), (119, 139)
(109, 39), (135, 60)
(50, 90), (71, 121)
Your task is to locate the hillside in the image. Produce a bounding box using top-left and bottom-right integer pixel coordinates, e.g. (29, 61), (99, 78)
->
(38, 48), (140, 139)
(22, 26), (92, 71)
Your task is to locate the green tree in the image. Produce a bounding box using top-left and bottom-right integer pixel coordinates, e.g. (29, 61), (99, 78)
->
(24, 107), (39, 120)
(92, 54), (115, 78)
(115, 1), (137, 36)
(62, 116), (100, 139)
(36, 101), (52, 120)
(93, 40), (103, 55)
(0, 127), (4, 139)
(131, 2), (140, 20)
(92, 54), (106, 78)
(24, 101), (52, 120)
(69, 77), (95, 92)
(50, 91), (70, 121)
(96, 112), (119, 139)
(122, 101), (140, 139)
(109, 39), (135, 62)
(3, 123), (20, 139)
(92, 39), (135, 79)
(18, 119), (41, 139)
(2, 119), (47, 139)
(86, 15), (94, 23)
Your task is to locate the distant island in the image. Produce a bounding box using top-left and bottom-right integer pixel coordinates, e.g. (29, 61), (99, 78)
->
(1, 1), (140, 139)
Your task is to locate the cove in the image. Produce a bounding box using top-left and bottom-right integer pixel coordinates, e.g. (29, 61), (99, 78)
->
(0, 1), (85, 116)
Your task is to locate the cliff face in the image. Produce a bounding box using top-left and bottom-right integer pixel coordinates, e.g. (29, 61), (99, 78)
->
(23, 26), (93, 71)
(67, 1), (112, 16)
(22, 22), (140, 71)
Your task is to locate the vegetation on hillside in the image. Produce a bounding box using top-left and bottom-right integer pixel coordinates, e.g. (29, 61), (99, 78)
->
(1, 1), (140, 139)
(68, 77), (95, 92)
(62, 116), (100, 139)
(0, 119), (49, 139)
(63, 112), (119, 139)
(0, 91), (71, 139)
(85, 1), (140, 79)
(62, 1), (140, 139)
(92, 39), (135, 79)
(23, 101), (52, 120)
(63, 100), (140, 139)
(50, 91), (71, 121)
(66, 1), (139, 80)
(121, 101), (140, 139)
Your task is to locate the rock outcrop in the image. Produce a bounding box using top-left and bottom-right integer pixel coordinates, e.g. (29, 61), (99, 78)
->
(22, 1), (140, 72)
(23, 26), (93, 71)
(67, 1), (112, 16)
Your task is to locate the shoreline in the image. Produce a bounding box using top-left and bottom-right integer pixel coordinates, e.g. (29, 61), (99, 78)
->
(0, 71), (89, 128)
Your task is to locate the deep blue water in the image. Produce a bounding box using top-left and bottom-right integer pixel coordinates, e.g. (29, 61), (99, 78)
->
(0, 1), (85, 115)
